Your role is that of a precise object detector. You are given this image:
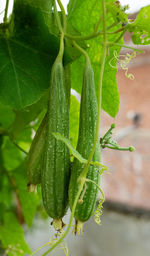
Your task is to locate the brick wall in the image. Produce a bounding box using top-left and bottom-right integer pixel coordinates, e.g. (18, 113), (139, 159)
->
(101, 43), (150, 209)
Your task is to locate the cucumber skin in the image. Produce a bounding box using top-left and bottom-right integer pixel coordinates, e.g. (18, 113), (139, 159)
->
(26, 114), (47, 185)
(69, 61), (101, 222)
(42, 60), (70, 219)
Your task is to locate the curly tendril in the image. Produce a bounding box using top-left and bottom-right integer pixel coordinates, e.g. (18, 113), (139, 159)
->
(109, 50), (138, 80)
(31, 232), (69, 256)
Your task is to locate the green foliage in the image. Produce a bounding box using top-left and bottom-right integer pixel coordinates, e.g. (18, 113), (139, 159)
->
(0, 212), (31, 256)
(0, 175), (12, 212)
(0, 0), (80, 110)
(13, 162), (40, 227)
(10, 91), (48, 140)
(0, 103), (15, 129)
(106, 2), (128, 24)
(2, 137), (23, 171)
(0, 0), (56, 109)
(128, 5), (150, 45)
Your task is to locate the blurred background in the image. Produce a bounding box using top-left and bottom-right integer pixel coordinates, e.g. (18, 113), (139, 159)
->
(0, 1), (150, 256)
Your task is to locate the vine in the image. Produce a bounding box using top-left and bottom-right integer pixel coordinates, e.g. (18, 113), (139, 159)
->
(3, 0), (9, 24)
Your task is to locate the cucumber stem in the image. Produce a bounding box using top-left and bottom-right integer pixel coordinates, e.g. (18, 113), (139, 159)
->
(65, 26), (126, 41)
(72, 40), (90, 64)
(57, 0), (67, 33)
(54, 0), (63, 33)
(3, 0), (9, 24)
(56, 32), (64, 61)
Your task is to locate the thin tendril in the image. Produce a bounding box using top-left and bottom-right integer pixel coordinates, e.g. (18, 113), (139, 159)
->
(109, 50), (139, 80)
(86, 178), (105, 224)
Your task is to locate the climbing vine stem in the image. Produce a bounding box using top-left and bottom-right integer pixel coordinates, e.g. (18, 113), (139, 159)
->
(57, 0), (67, 32)
(65, 25), (126, 41)
(3, 0), (9, 24)
(54, 0), (63, 33)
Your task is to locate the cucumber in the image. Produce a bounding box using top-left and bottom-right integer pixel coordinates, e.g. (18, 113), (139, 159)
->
(69, 59), (100, 224)
(41, 58), (70, 227)
(26, 114), (47, 188)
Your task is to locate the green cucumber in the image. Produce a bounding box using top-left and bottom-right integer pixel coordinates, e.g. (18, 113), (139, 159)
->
(69, 59), (101, 225)
(41, 58), (70, 226)
(26, 114), (47, 189)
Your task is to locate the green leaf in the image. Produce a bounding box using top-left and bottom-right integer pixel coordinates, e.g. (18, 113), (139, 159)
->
(68, 0), (122, 117)
(0, 103), (15, 129)
(22, 0), (57, 36)
(0, 32), (54, 110)
(13, 162), (40, 227)
(0, 212), (31, 256)
(106, 2), (128, 24)
(2, 137), (23, 171)
(131, 30), (150, 45)
(53, 132), (106, 169)
(10, 91), (48, 139)
(0, 203), (6, 223)
(0, 175), (12, 207)
(0, 0), (73, 110)
(69, 94), (80, 148)
(129, 5), (150, 32)
(128, 5), (150, 45)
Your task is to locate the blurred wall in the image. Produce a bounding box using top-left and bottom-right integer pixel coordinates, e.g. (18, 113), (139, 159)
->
(101, 40), (150, 209)
(26, 210), (150, 256)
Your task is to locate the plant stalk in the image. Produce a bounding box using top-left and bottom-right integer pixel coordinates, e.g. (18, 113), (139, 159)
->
(3, 0), (9, 24)
(65, 25), (126, 41)
(57, 0), (67, 32)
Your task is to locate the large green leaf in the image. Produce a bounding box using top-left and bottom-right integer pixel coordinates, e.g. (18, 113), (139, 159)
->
(68, 0), (123, 117)
(0, 19), (56, 110)
(0, 0), (80, 110)
(22, 0), (57, 35)
(0, 103), (15, 129)
(10, 91), (48, 139)
(0, 212), (31, 256)
(128, 5), (150, 45)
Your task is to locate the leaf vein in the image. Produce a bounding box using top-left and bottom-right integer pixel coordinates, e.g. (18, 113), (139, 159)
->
(6, 39), (23, 108)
